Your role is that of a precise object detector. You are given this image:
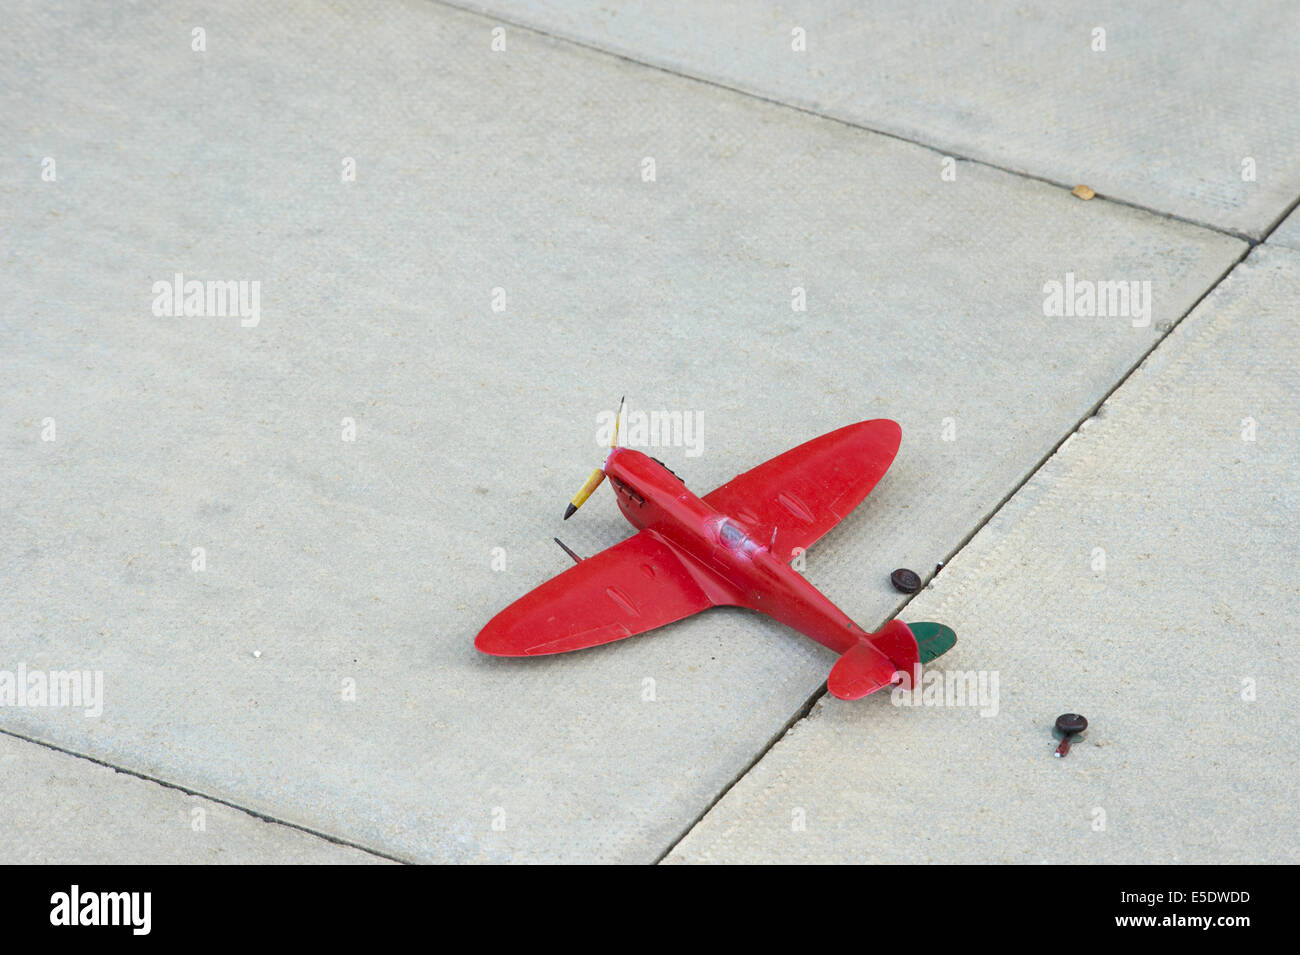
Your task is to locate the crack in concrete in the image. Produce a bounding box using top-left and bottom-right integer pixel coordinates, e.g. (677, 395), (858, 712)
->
(0, 727), (410, 865)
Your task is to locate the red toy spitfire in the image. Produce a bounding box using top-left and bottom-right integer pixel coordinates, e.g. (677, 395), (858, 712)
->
(475, 404), (956, 700)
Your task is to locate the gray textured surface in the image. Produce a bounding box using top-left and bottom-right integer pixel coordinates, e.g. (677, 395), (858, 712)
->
(0, 0), (1260, 863)
(666, 246), (1300, 864)
(450, 0), (1300, 238)
(1269, 205), (1300, 250)
(0, 732), (387, 863)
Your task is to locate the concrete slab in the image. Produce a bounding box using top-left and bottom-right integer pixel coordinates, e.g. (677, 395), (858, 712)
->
(2, 0), (1243, 862)
(449, 0), (1300, 238)
(666, 245), (1300, 864)
(1268, 205), (1300, 250)
(0, 732), (387, 863)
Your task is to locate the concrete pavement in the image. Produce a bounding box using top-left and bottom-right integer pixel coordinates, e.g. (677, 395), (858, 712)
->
(667, 245), (1300, 863)
(0, 731), (388, 863)
(450, 0), (1300, 238)
(1, 0), (1293, 863)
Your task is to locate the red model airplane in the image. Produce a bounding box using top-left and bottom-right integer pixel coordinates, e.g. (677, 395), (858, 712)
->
(475, 406), (956, 700)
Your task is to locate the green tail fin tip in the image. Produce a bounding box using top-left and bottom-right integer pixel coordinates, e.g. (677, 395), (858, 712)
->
(909, 622), (957, 664)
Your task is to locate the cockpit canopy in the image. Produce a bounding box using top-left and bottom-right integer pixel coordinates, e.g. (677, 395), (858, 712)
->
(718, 519), (751, 549)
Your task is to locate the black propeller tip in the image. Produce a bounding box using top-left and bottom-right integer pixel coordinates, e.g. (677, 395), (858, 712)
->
(563, 503), (577, 521)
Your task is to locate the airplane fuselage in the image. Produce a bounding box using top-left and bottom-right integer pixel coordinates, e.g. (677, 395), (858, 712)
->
(604, 447), (870, 655)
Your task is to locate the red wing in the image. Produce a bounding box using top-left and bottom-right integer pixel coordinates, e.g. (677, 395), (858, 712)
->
(702, 419), (902, 562)
(475, 531), (715, 656)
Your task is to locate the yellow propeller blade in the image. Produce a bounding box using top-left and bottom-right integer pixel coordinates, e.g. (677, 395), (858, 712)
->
(610, 395), (625, 449)
(564, 467), (606, 520)
(565, 397), (623, 520)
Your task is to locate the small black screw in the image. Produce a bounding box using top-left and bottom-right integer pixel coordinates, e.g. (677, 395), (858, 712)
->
(1054, 713), (1088, 758)
(890, 568), (923, 593)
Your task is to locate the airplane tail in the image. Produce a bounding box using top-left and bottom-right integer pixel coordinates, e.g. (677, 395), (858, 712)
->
(909, 621), (959, 664)
(827, 620), (957, 700)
